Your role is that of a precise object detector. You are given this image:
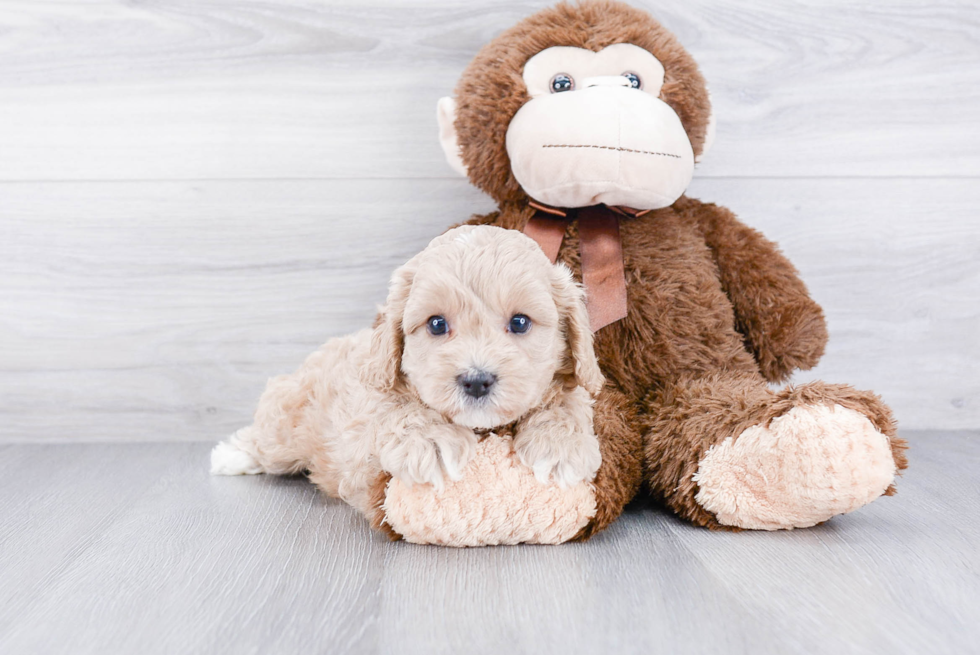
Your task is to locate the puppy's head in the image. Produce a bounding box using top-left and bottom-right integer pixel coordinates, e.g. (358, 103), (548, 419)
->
(364, 225), (603, 429)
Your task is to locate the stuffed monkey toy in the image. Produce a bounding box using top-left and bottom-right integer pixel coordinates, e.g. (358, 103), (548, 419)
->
(419, 0), (907, 534)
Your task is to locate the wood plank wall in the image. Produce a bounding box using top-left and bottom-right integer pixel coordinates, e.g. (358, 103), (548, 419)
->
(1, 0), (977, 441)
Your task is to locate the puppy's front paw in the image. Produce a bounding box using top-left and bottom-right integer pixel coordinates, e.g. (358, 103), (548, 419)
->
(380, 423), (478, 489)
(515, 427), (601, 488)
(431, 424), (481, 482)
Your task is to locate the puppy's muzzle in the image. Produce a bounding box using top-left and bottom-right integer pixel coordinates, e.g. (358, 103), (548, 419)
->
(457, 370), (497, 399)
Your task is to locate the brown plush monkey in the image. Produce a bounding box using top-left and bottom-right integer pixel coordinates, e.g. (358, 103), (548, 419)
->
(425, 0), (908, 533)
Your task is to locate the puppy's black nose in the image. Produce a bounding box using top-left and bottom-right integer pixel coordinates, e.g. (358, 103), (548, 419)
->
(458, 371), (497, 399)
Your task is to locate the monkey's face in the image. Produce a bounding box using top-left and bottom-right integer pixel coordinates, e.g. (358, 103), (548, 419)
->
(437, 2), (714, 211)
(505, 44), (695, 210)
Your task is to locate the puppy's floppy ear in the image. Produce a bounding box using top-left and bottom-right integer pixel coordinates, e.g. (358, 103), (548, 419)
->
(551, 264), (604, 396)
(361, 260), (417, 392)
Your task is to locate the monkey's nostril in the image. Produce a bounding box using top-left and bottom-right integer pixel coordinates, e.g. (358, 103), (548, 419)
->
(457, 371), (497, 399)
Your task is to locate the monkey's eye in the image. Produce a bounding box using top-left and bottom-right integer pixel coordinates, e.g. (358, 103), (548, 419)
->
(508, 314), (531, 334)
(622, 72), (641, 89)
(550, 74), (574, 93)
(426, 315), (448, 336)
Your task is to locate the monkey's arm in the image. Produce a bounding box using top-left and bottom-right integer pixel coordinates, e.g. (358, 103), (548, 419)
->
(684, 198), (828, 383)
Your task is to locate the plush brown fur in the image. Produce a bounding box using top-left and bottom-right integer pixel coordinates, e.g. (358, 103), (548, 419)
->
(451, 0), (907, 532)
(572, 385), (641, 539)
(367, 472), (402, 541)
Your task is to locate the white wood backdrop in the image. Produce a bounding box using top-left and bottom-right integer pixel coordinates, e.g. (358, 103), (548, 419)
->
(1, 0), (977, 441)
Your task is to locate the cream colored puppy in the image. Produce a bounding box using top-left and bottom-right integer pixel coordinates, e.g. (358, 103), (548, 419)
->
(211, 225), (604, 519)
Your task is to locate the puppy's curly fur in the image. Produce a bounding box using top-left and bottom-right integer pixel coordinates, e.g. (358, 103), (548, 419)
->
(211, 226), (604, 522)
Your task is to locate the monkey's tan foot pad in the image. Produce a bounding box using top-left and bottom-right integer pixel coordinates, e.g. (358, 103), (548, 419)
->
(693, 404), (896, 530)
(382, 434), (596, 546)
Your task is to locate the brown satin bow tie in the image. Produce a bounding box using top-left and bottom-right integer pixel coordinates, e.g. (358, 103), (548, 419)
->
(524, 201), (647, 332)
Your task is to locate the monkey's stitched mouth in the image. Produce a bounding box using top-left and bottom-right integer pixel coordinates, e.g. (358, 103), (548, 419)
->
(542, 144), (681, 159)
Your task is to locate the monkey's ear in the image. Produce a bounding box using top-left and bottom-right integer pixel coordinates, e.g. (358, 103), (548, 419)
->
(437, 97), (468, 177)
(695, 90), (716, 164)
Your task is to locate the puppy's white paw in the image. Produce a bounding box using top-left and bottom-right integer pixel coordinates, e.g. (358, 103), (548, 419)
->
(380, 423), (477, 490)
(516, 428), (601, 488)
(210, 440), (263, 476)
(433, 424), (480, 482)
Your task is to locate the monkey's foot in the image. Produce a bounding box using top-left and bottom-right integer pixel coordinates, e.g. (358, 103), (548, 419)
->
(692, 404), (896, 530)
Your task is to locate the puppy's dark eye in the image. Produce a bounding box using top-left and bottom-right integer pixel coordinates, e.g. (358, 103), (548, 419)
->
(550, 74), (574, 93)
(622, 72), (641, 89)
(508, 314), (531, 334)
(426, 315), (448, 336)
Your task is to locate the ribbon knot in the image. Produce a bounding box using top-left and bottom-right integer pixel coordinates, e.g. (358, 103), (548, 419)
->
(524, 202), (641, 332)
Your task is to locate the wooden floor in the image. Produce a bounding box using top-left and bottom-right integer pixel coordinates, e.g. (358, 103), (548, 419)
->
(1, 430), (976, 655)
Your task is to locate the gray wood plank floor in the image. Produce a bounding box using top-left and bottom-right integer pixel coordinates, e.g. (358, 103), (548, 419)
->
(1, 431), (977, 655)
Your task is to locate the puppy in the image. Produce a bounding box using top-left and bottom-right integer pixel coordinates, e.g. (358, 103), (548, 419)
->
(211, 225), (604, 520)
